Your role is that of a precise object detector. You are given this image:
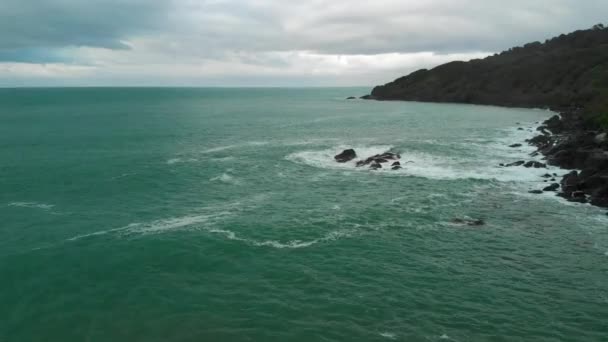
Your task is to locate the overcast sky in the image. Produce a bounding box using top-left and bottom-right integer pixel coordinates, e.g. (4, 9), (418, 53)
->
(0, 0), (606, 87)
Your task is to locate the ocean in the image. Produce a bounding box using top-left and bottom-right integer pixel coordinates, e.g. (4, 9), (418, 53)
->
(1, 87), (607, 341)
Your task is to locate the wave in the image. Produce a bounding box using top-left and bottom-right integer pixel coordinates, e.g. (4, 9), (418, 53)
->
(210, 173), (241, 185)
(200, 141), (270, 154)
(379, 332), (397, 340)
(285, 118), (567, 183)
(7, 202), (54, 210)
(167, 157), (199, 165)
(207, 228), (354, 249)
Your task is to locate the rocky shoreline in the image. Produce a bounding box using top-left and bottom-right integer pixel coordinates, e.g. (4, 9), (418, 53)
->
(342, 101), (608, 211)
(522, 108), (608, 208)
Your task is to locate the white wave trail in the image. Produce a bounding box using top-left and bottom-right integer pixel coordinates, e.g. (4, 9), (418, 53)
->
(8, 202), (54, 210)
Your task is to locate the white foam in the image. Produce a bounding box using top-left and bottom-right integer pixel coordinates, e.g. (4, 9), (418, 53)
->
(210, 173), (241, 185)
(110, 173), (137, 180)
(286, 143), (563, 182)
(167, 157), (198, 165)
(379, 332), (397, 340)
(8, 202), (54, 210)
(200, 141), (270, 154)
(207, 228), (354, 249)
(440, 334), (450, 340)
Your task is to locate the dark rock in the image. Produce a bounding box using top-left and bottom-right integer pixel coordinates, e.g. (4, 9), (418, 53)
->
(392, 165), (402, 170)
(543, 183), (560, 192)
(527, 135), (551, 148)
(529, 190), (544, 194)
(590, 186), (608, 207)
(334, 149), (357, 163)
(392, 161), (401, 166)
(346, 96), (356, 100)
(360, 95), (377, 100)
(561, 171), (580, 195)
(542, 173), (552, 178)
(505, 160), (526, 167)
(509, 143), (523, 148)
(370, 163), (382, 170)
(579, 171), (608, 194)
(544, 115), (564, 134)
(451, 218), (485, 226)
(518, 128), (524, 131)
(524, 161), (546, 168)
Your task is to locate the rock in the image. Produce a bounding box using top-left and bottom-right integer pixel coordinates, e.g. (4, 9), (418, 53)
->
(392, 161), (401, 166)
(590, 186), (608, 207)
(517, 128), (524, 131)
(543, 183), (560, 192)
(583, 150), (608, 170)
(334, 149), (357, 163)
(544, 115), (565, 134)
(360, 95), (377, 100)
(451, 218), (485, 226)
(529, 190), (544, 194)
(548, 149), (577, 168)
(524, 161), (546, 168)
(527, 135), (551, 148)
(542, 173), (552, 178)
(392, 165), (402, 170)
(356, 151), (401, 167)
(346, 96), (356, 100)
(509, 143), (522, 148)
(568, 191), (588, 203)
(561, 171), (580, 195)
(579, 171), (608, 194)
(370, 163), (382, 170)
(505, 160), (526, 167)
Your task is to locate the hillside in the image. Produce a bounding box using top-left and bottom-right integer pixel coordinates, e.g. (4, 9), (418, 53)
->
(367, 24), (608, 124)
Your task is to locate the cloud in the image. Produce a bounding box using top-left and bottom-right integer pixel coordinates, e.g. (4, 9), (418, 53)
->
(0, 0), (170, 51)
(0, 0), (606, 86)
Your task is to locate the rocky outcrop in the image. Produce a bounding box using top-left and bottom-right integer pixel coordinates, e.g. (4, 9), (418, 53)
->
(334, 149), (357, 163)
(356, 152), (401, 168)
(528, 113), (608, 207)
(335, 149), (403, 171)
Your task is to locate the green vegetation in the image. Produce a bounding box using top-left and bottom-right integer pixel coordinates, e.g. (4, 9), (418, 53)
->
(370, 24), (608, 132)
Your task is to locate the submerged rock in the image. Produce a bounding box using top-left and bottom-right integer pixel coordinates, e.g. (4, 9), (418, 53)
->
(451, 218), (485, 226)
(543, 183), (560, 192)
(334, 149), (357, 163)
(524, 161), (546, 168)
(356, 152), (401, 167)
(529, 190), (544, 194)
(505, 160), (526, 167)
(370, 163), (382, 170)
(509, 143), (523, 148)
(346, 96), (356, 100)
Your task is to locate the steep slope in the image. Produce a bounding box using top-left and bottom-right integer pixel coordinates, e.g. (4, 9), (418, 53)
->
(368, 25), (608, 114)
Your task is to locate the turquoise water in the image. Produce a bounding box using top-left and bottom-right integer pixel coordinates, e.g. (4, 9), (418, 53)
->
(1, 88), (607, 341)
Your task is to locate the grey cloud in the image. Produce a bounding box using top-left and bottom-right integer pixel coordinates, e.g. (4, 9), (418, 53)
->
(0, 0), (171, 60)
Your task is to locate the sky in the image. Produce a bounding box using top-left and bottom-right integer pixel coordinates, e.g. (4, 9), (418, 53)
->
(0, 0), (606, 87)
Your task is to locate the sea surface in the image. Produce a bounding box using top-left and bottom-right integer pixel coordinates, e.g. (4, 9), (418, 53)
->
(1, 88), (607, 342)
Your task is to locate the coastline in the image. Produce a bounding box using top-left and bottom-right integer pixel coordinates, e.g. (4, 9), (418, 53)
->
(358, 96), (608, 210)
